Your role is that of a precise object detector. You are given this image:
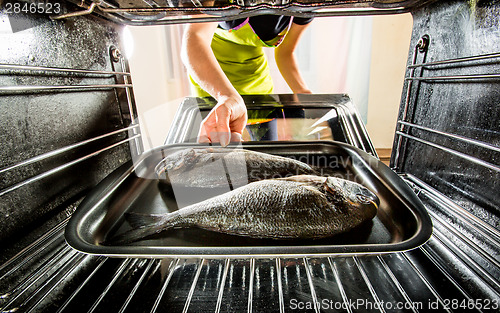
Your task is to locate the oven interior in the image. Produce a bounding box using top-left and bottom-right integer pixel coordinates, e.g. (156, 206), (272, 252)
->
(1, 0), (499, 312)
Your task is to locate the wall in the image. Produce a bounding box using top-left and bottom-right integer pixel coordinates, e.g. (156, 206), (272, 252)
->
(366, 14), (413, 149)
(266, 16), (374, 124)
(126, 25), (189, 150)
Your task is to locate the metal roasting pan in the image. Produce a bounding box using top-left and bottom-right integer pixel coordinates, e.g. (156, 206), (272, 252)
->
(65, 141), (432, 258)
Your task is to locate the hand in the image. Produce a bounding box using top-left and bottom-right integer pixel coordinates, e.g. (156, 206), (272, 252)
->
(198, 95), (248, 147)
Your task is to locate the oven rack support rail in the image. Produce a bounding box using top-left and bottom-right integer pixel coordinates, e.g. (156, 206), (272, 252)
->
(0, 59), (143, 181)
(0, 63), (132, 93)
(392, 46), (500, 173)
(0, 176), (498, 313)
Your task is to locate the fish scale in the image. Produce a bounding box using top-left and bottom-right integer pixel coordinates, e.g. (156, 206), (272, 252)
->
(156, 148), (319, 189)
(107, 175), (379, 244)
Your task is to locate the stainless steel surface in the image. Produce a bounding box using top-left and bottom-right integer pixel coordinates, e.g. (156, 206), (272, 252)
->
(0, 49), (135, 94)
(93, 7), (410, 25)
(405, 73), (500, 81)
(395, 131), (500, 172)
(0, 84), (134, 93)
(391, 0), (500, 230)
(214, 258), (230, 313)
(1, 0), (499, 312)
(51, 2), (98, 20)
(66, 141), (431, 257)
(55, 0), (436, 25)
(0, 135), (140, 197)
(397, 121), (500, 153)
(0, 125), (139, 175)
(404, 174), (500, 296)
(407, 52), (500, 68)
(392, 35), (429, 171)
(118, 53), (142, 156)
(2, 205), (498, 312)
(335, 100), (377, 156)
(0, 63), (131, 76)
(0, 9), (139, 247)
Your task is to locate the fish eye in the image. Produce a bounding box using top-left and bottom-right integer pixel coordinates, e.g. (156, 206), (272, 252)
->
(355, 194), (372, 204)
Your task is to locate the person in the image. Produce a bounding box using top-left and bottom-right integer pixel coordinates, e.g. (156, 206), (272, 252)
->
(181, 15), (313, 146)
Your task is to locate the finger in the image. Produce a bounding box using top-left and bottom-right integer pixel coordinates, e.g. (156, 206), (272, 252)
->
(229, 109), (248, 135)
(215, 107), (231, 147)
(198, 124), (212, 144)
(198, 111), (216, 143)
(230, 132), (242, 143)
(209, 131), (220, 144)
(198, 134), (211, 144)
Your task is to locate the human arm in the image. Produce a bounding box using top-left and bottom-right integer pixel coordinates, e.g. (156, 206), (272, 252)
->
(180, 21), (247, 146)
(274, 22), (312, 94)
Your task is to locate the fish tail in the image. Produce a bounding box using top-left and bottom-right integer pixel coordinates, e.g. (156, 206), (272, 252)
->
(103, 212), (181, 245)
(125, 212), (168, 228)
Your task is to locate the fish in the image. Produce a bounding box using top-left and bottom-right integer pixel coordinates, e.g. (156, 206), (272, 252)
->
(106, 175), (379, 244)
(155, 147), (318, 189)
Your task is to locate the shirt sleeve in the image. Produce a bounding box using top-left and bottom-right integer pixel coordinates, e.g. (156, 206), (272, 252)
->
(293, 17), (314, 25)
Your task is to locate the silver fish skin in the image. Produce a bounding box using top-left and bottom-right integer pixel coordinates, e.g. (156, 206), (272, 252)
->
(108, 175), (379, 244)
(155, 147), (318, 188)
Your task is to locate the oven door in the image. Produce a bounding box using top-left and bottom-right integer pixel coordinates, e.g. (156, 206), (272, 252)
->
(166, 94), (376, 154)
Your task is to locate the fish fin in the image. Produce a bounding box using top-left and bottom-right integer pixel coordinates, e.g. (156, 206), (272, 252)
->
(323, 178), (340, 196)
(311, 165), (323, 174)
(303, 185), (327, 198)
(102, 212), (181, 245)
(276, 175), (320, 183)
(179, 149), (199, 171)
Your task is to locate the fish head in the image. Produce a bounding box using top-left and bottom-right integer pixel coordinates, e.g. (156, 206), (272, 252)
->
(156, 148), (201, 175)
(324, 177), (379, 213)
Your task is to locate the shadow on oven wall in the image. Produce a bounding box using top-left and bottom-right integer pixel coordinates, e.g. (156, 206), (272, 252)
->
(0, 0), (499, 312)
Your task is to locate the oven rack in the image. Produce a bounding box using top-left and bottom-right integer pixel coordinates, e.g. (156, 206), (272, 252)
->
(0, 57), (137, 122)
(0, 177), (498, 313)
(392, 47), (500, 173)
(53, 0), (434, 25)
(0, 64), (134, 93)
(0, 101), (140, 198)
(0, 58), (142, 164)
(0, 48), (143, 256)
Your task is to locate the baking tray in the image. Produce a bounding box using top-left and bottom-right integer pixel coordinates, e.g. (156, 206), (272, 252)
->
(65, 141), (432, 258)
